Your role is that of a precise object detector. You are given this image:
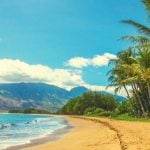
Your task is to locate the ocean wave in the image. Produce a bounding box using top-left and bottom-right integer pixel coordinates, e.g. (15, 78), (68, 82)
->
(0, 123), (17, 129)
(0, 114), (69, 150)
(24, 117), (53, 125)
(25, 119), (38, 124)
(0, 117), (66, 130)
(35, 117), (54, 122)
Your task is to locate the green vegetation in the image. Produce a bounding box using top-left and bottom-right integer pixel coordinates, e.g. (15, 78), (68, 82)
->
(107, 0), (150, 117)
(58, 92), (118, 116)
(110, 114), (150, 122)
(58, 90), (150, 122)
(58, 91), (140, 118)
(9, 108), (52, 114)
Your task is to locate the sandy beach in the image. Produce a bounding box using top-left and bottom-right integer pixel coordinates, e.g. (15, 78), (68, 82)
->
(22, 116), (150, 150)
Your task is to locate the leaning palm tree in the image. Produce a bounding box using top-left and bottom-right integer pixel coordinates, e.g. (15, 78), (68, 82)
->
(107, 49), (135, 98)
(107, 65), (131, 99)
(108, 49), (150, 116)
(107, 0), (150, 117)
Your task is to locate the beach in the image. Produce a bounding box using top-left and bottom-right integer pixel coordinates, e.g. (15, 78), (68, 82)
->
(22, 116), (150, 150)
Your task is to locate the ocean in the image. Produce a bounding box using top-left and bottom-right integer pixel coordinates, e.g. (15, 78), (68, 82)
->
(0, 113), (69, 150)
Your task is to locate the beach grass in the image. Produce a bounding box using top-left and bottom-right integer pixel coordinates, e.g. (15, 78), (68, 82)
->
(84, 113), (150, 122)
(109, 114), (150, 122)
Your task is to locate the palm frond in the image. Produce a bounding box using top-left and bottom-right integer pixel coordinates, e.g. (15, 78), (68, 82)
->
(136, 43), (150, 49)
(120, 36), (150, 44)
(121, 20), (150, 35)
(142, 0), (150, 16)
(121, 43), (150, 52)
(108, 58), (118, 66)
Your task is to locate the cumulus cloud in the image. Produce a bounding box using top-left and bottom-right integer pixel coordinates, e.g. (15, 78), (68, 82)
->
(84, 84), (127, 97)
(66, 53), (117, 68)
(66, 57), (90, 68)
(0, 58), (127, 97)
(0, 59), (85, 89)
(91, 53), (117, 67)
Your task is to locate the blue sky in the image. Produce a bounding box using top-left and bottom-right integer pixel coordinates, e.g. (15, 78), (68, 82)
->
(0, 0), (147, 92)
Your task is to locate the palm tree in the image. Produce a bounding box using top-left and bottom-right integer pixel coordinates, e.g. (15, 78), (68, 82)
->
(107, 0), (150, 117)
(106, 0), (150, 116)
(107, 49), (134, 99)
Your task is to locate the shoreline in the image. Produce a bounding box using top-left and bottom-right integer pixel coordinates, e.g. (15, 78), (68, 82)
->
(3, 116), (150, 150)
(23, 116), (121, 150)
(24, 116), (150, 150)
(3, 116), (74, 150)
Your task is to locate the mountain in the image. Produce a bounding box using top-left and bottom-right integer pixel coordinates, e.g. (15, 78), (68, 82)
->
(69, 86), (89, 97)
(0, 83), (87, 111)
(0, 83), (126, 111)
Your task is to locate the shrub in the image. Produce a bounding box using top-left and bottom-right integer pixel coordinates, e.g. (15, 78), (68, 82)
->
(60, 92), (118, 115)
(99, 111), (113, 117)
(84, 107), (104, 116)
(93, 108), (104, 115)
(84, 107), (96, 115)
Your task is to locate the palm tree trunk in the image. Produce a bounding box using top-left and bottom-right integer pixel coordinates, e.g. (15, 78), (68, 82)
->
(131, 83), (146, 116)
(123, 84), (130, 99)
(147, 82), (150, 99)
(147, 82), (150, 111)
(138, 82), (150, 110)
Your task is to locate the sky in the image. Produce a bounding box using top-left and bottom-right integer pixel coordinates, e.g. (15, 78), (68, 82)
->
(0, 0), (147, 94)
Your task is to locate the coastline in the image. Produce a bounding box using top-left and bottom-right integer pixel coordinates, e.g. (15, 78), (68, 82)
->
(4, 116), (150, 150)
(24, 116), (150, 150)
(2, 115), (74, 150)
(23, 116), (121, 150)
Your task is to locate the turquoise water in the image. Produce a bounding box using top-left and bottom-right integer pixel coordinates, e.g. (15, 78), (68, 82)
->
(0, 113), (68, 150)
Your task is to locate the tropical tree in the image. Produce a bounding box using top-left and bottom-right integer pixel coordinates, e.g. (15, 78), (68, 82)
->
(108, 0), (150, 117)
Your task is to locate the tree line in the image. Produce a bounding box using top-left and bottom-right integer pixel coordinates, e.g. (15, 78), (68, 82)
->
(58, 92), (119, 116)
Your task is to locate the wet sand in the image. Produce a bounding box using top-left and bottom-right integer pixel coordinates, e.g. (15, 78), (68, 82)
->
(24, 116), (121, 150)
(10, 116), (150, 150)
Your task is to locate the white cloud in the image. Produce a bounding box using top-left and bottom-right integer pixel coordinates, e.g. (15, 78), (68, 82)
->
(91, 53), (117, 67)
(66, 57), (90, 68)
(66, 53), (117, 68)
(0, 59), (85, 89)
(0, 58), (127, 97)
(84, 84), (127, 97)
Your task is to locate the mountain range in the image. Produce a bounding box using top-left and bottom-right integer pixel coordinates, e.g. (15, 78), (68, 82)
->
(0, 83), (126, 111)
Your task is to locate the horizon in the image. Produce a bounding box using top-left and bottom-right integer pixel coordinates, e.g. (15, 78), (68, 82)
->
(0, 0), (146, 95)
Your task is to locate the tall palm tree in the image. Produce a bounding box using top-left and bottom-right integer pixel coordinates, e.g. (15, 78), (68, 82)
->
(107, 0), (150, 117)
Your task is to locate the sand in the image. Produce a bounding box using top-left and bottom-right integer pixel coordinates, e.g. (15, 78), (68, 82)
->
(23, 116), (150, 150)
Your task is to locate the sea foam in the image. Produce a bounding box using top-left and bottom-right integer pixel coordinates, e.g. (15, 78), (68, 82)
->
(0, 113), (68, 150)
